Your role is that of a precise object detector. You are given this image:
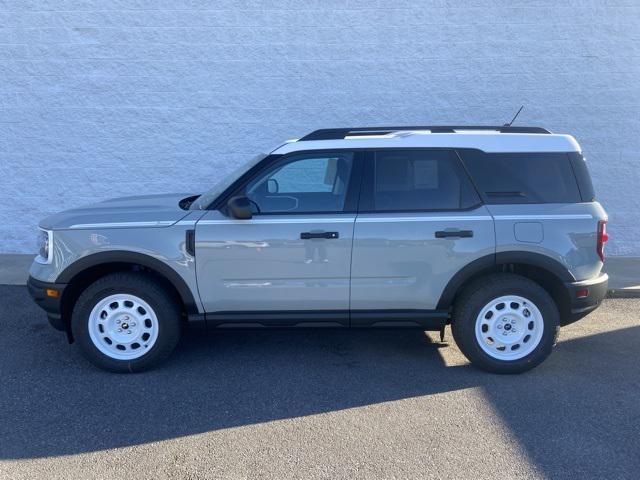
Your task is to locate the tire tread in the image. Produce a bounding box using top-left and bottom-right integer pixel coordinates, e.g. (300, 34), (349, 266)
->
(71, 272), (181, 373)
(452, 273), (560, 374)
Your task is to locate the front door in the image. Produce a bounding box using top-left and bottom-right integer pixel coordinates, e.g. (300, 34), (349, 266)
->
(195, 150), (361, 326)
(350, 149), (495, 325)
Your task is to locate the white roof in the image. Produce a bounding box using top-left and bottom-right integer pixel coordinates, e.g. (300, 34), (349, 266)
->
(272, 130), (581, 155)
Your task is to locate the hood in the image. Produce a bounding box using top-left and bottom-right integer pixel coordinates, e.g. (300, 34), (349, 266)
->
(39, 193), (197, 230)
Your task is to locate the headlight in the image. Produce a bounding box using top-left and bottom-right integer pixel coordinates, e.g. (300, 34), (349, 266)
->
(35, 229), (53, 264)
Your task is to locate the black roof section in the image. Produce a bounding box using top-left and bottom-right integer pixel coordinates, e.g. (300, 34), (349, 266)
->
(299, 125), (551, 141)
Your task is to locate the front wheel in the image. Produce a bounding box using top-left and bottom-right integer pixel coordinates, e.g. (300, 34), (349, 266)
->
(71, 272), (182, 373)
(452, 273), (560, 374)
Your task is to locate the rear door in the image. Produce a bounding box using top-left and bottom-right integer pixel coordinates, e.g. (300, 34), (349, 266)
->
(350, 149), (495, 324)
(195, 150), (362, 326)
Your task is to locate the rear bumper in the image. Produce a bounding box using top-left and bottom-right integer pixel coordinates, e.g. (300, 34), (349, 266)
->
(27, 276), (67, 331)
(562, 273), (608, 325)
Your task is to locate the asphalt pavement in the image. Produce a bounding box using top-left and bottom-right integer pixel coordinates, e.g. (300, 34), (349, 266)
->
(0, 285), (639, 480)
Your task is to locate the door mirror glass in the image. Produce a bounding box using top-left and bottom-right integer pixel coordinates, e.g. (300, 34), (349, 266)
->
(227, 195), (253, 219)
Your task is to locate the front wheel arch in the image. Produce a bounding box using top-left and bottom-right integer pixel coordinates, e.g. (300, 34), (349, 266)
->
(57, 252), (198, 339)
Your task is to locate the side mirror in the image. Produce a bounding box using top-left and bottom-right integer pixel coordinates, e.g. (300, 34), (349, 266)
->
(227, 196), (253, 219)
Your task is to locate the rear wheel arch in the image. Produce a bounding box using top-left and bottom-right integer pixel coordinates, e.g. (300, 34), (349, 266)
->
(438, 251), (573, 319)
(57, 251), (199, 333)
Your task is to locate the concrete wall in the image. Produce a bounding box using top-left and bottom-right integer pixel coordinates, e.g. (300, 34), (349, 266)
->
(0, 0), (638, 254)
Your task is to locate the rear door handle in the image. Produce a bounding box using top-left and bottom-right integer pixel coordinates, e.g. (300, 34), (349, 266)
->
(435, 230), (474, 238)
(300, 231), (339, 240)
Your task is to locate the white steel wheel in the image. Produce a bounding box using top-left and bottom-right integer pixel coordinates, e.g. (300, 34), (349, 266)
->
(88, 293), (159, 360)
(474, 295), (544, 361)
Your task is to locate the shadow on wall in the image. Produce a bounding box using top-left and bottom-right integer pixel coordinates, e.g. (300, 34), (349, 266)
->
(0, 286), (639, 479)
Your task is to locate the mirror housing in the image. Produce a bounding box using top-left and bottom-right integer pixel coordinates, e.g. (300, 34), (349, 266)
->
(227, 196), (253, 219)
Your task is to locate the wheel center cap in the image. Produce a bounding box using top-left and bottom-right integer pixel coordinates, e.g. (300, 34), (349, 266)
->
(121, 322), (129, 329)
(504, 323), (512, 331)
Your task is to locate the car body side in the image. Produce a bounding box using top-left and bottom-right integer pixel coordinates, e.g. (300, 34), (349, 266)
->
(28, 139), (608, 337)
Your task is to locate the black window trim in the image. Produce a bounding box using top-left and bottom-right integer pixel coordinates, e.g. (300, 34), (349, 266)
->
(567, 152), (596, 202)
(211, 149), (365, 216)
(206, 146), (587, 212)
(357, 148), (484, 214)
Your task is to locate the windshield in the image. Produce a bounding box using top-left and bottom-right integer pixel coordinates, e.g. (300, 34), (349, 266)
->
(190, 153), (269, 210)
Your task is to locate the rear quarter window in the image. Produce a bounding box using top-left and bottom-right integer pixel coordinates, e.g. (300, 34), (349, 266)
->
(458, 150), (582, 204)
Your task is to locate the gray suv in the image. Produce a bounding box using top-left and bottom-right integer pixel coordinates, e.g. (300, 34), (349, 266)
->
(28, 126), (609, 374)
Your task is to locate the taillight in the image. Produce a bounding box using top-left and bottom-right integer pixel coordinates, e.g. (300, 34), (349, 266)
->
(597, 220), (609, 262)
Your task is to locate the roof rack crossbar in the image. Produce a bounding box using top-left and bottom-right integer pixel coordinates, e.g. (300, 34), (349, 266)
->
(299, 125), (551, 141)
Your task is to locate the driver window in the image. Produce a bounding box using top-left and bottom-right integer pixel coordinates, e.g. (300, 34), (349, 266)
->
(245, 152), (354, 214)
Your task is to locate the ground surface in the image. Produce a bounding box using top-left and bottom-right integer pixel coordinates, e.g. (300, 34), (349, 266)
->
(0, 286), (638, 480)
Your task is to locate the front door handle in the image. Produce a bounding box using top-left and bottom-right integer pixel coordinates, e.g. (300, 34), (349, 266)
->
(435, 230), (474, 238)
(300, 231), (339, 240)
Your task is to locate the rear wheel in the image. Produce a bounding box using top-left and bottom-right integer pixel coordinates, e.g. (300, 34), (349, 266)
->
(71, 272), (181, 372)
(452, 273), (559, 374)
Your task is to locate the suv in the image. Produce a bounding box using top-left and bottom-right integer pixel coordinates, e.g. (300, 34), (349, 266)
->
(28, 125), (609, 374)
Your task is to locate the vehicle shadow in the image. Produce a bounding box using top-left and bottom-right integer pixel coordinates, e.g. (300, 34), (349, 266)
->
(476, 323), (640, 478)
(1, 286), (639, 479)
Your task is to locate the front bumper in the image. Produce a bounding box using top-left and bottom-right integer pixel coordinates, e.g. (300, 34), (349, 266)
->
(563, 273), (608, 325)
(27, 276), (67, 331)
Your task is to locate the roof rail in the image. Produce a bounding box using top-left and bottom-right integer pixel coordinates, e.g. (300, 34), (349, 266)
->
(299, 125), (551, 141)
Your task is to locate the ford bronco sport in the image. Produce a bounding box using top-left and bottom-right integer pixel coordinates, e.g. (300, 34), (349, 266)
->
(28, 125), (609, 373)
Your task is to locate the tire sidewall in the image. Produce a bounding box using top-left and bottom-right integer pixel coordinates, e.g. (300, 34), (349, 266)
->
(72, 275), (180, 373)
(454, 276), (560, 374)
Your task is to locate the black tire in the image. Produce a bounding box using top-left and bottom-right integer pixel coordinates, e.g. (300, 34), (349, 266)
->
(71, 272), (181, 373)
(451, 273), (560, 374)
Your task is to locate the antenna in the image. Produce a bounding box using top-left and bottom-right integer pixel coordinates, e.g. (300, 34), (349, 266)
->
(504, 105), (524, 127)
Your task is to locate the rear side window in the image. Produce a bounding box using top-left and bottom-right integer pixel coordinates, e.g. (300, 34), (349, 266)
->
(362, 150), (480, 211)
(459, 150), (582, 204)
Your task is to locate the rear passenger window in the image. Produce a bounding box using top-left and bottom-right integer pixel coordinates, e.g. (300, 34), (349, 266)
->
(459, 150), (581, 204)
(366, 150), (480, 211)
